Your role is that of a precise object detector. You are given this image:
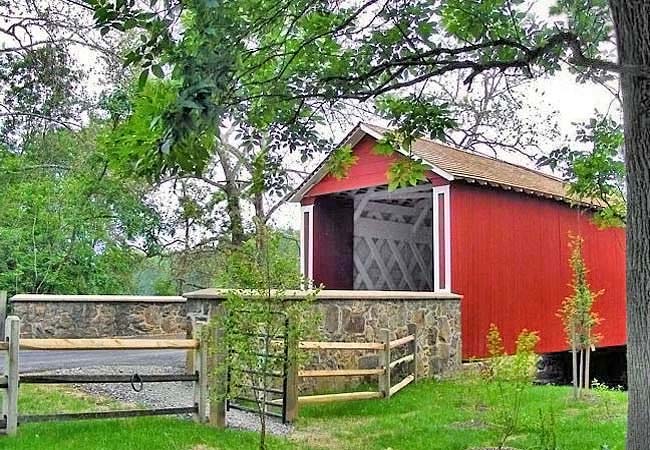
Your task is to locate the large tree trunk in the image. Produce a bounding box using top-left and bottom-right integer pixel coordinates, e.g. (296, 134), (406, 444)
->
(609, 2), (650, 448)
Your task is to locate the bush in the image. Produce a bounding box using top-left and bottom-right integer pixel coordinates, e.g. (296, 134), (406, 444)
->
(482, 324), (540, 449)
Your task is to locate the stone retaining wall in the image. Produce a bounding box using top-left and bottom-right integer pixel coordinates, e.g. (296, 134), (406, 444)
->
(11, 295), (187, 338)
(184, 289), (462, 389)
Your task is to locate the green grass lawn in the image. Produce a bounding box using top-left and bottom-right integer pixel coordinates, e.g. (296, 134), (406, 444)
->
(0, 380), (626, 450)
(297, 379), (626, 450)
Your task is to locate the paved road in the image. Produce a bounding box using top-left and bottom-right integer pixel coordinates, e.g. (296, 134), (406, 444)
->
(0, 349), (186, 373)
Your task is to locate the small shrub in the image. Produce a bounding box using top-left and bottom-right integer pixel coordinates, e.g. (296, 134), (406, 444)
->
(482, 324), (540, 450)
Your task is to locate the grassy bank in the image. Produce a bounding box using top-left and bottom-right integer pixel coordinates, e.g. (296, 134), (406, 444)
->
(0, 380), (626, 450)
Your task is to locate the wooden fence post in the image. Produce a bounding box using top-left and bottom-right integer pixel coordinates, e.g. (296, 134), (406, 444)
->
(4, 316), (19, 436)
(285, 332), (298, 423)
(193, 326), (209, 423)
(0, 292), (7, 338)
(407, 323), (418, 381)
(185, 326), (195, 376)
(381, 329), (391, 399)
(209, 307), (227, 428)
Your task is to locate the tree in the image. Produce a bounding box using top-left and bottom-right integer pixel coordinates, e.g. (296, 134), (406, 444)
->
(540, 116), (626, 227)
(208, 224), (317, 450)
(90, 1), (650, 446)
(0, 126), (161, 296)
(102, 80), (310, 249)
(1, 0), (123, 146)
(558, 234), (602, 400)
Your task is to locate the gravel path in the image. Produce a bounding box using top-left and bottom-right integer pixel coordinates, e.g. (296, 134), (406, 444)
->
(36, 365), (293, 436)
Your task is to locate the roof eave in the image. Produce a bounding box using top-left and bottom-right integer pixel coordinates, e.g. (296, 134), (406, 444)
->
(457, 176), (600, 209)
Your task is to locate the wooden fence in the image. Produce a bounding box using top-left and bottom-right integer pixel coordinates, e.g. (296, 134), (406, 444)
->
(297, 323), (418, 405)
(0, 315), (217, 436)
(0, 302), (419, 435)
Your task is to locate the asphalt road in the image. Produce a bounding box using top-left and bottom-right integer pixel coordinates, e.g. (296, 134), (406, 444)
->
(0, 349), (186, 373)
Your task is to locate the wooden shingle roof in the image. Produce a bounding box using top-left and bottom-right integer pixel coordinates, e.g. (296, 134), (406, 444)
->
(362, 123), (572, 203)
(292, 122), (590, 206)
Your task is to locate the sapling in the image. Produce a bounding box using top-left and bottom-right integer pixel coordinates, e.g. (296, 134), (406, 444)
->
(483, 324), (540, 450)
(207, 223), (320, 450)
(557, 234), (602, 400)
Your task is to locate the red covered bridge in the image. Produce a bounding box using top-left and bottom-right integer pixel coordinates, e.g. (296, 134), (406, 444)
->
(292, 123), (626, 359)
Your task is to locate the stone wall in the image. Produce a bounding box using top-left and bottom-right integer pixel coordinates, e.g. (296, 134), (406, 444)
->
(11, 295), (187, 338)
(184, 289), (461, 391)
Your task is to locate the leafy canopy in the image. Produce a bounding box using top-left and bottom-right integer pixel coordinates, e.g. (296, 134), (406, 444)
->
(84, 0), (625, 198)
(0, 127), (160, 296)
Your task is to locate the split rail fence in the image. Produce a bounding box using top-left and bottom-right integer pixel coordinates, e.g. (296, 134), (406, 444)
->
(0, 315), (214, 436)
(0, 300), (420, 435)
(296, 323), (418, 404)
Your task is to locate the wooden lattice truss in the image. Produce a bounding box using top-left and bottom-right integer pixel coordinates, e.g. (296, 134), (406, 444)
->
(349, 185), (433, 291)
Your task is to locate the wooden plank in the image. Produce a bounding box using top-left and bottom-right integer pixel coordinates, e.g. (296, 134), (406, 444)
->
(285, 334), (299, 423)
(353, 187), (376, 221)
(408, 241), (432, 289)
(299, 368), (384, 377)
(389, 334), (415, 349)
(299, 341), (383, 350)
(5, 316), (19, 436)
(353, 252), (374, 289)
(412, 206), (431, 234)
(366, 237), (397, 290)
(364, 201), (420, 218)
(355, 217), (431, 245)
(368, 185), (432, 200)
(389, 374), (415, 397)
(386, 240), (416, 291)
(209, 304), (226, 428)
(19, 407), (197, 423)
(298, 391), (382, 404)
(19, 338), (199, 351)
(389, 354), (414, 369)
(194, 330), (208, 423)
(381, 329), (391, 398)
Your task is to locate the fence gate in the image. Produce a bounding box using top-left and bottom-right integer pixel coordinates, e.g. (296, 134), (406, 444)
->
(225, 311), (291, 423)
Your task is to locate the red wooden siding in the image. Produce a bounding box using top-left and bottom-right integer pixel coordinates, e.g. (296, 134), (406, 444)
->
(303, 136), (448, 201)
(312, 196), (354, 289)
(451, 183), (626, 358)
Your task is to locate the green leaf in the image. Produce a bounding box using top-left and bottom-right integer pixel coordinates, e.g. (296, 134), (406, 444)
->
(151, 65), (164, 79)
(137, 69), (149, 90)
(373, 140), (395, 156)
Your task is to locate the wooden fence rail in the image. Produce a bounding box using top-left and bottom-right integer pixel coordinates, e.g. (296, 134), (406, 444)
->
(18, 338), (199, 351)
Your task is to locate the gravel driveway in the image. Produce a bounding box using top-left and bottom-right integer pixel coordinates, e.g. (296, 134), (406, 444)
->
(34, 364), (293, 436)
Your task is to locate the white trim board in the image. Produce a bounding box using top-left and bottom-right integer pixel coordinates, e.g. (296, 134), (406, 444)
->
(432, 185), (452, 292)
(300, 205), (314, 282)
